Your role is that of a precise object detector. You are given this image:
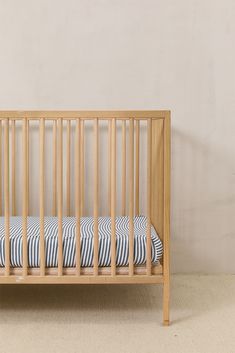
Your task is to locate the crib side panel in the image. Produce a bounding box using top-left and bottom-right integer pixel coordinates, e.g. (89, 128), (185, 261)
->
(0, 111), (169, 284)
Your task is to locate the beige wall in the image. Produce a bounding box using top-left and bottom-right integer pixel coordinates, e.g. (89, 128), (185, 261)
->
(0, 0), (234, 273)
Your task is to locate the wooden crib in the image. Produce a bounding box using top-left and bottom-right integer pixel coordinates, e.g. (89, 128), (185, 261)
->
(0, 110), (170, 325)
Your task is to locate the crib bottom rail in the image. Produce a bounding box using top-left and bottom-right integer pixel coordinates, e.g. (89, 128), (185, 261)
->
(0, 264), (163, 284)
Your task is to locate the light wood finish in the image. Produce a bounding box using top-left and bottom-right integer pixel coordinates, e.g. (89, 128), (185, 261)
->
(26, 119), (29, 215)
(0, 111), (170, 325)
(11, 120), (16, 216)
(0, 273), (163, 285)
(22, 119), (28, 276)
(39, 119), (45, 276)
(111, 119), (116, 276)
(66, 120), (71, 216)
(121, 120), (126, 216)
(150, 117), (170, 324)
(93, 119), (99, 275)
(57, 119), (63, 276)
(129, 119), (134, 276)
(80, 120), (85, 216)
(146, 119), (152, 276)
(0, 263), (162, 278)
(0, 121), (2, 216)
(4, 119), (10, 276)
(135, 120), (140, 215)
(52, 120), (57, 216)
(163, 112), (171, 326)
(0, 111), (170, 119)
(75, 119), (81, 275)
(151, 119), (164, 241)
(108, 120), (111, 215)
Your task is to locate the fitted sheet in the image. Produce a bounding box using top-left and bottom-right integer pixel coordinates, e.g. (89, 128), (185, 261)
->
(0, 216), (163, 268)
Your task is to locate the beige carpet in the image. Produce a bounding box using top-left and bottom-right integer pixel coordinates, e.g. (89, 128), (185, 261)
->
(0, 275), (234, 353)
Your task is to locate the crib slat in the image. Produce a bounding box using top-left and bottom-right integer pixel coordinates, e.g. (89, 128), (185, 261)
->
(111, 118), (116, 276)
(22, 118), (28, 276)
(75, 119), (81, 275)
(146, 119), (152, 275)
(129, 119), (134, 276)
(163, 113), (171, 324)
(4, 119), (10, 276)
(0, 121), (2, 216)
(66, 120), (71, 216)
(39, 118), (45, 276)
(11, 120), (16, 216)
(80, 120), (85, 216)
(93, 118), (99, 276)
(26, 119), (29, 216)
(108, 120), (111, 215)
(122, 120), (126, 216)
(52, 120), (57, 216)
(135, 120), (140, 215)
(58, 119), (63, 276)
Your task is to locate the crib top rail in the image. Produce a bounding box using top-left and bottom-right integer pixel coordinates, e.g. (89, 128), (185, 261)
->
(0, 110), (169, 120)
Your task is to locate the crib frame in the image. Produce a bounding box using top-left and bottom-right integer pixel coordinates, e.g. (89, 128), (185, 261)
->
(0, 110), (170, 325)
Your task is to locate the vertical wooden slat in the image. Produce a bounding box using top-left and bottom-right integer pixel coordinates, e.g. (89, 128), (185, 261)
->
(121, 120), (126, 216)
(58, 118), (63, 276)
(111, 118), (116, 276)
(26, 119), (29, 216)
(80, 120), (85, 216)
(135, 120), (140, 215)
(163, 112), (171, 325)
(75, 119), (81, 275)
(146, 118), (152, 276)
(150, 120), (164, 241)
(22, 118), (28, 276)
(129, 119), (134, 276)
(0, 121), (2, 216)
(108, 120), (111, 215)
(93, 118), (99, 276)
(39, 118), (45, 276)
(11, 120), (16, 216)
(66, 120), (71, 216)
(4, 119), (10, 276)
(52, 120), (57, 216)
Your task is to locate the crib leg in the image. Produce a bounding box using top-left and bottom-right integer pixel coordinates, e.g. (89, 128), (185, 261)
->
(163, 278), (170, 326)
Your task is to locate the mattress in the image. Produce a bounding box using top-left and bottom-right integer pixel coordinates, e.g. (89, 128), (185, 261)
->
(0, 216), (163, 268)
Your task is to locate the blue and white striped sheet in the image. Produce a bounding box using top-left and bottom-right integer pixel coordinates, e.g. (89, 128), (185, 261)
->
(0, 216), (163, 268)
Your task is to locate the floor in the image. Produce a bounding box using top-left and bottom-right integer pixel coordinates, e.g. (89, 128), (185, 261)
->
(0, 275), (234, 353)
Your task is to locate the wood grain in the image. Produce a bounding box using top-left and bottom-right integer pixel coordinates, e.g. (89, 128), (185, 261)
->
(122, 120), (126, 216)
(163, 112), (171, 325)
(129, 119), (134, 276)
(93, 118), (99, 276)
(111, 119), (116, 276)
(22, 119), (28, 276)
(11, 120), (16, 215)
(75, 119), (81, 275)
(52, 120), (57, 216)
(66, 120), (71, 216)
(58, 119), (63, 276)
(39, 118), (45, 276)
(135, 120), (140, 215)
(4, 119), (10, 276)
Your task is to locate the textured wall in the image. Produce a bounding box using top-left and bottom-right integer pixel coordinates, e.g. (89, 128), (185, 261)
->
(0, 0), (234, 273)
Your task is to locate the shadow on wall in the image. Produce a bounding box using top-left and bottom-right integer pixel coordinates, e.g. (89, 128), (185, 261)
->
(171, 127), (235, 273)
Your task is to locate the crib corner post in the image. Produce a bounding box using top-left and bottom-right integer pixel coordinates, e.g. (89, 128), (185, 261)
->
(162, 111), (171, 326)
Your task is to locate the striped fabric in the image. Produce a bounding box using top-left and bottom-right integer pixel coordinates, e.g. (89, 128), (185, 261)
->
(0, 216), (163, 268)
